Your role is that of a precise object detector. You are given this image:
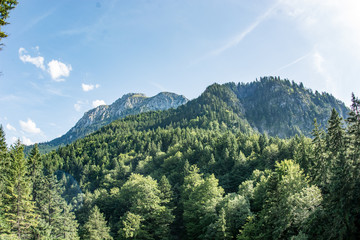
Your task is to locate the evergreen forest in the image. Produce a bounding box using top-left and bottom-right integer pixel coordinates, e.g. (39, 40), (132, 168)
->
(1, 79), (360, 239)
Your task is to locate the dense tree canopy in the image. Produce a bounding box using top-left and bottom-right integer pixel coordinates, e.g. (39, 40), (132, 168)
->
(0, 92), (359, 239)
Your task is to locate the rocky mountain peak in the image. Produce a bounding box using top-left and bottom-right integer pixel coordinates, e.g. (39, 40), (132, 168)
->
(46, 92), (188, 147)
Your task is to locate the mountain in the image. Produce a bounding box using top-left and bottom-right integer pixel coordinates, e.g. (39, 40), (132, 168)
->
(226, 77), (349, 137)
(39, 92), (188, 151)
(34, 77), (355, 239)
(115, 77), (348, 138)
(35, 77), (349, 154)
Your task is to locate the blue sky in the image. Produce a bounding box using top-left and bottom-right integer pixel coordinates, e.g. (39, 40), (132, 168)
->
(1, 0), (360, 145)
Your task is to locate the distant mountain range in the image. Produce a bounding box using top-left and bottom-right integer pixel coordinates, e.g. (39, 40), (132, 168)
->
(32, 77), (349, 153)
(34, 92), (188, 153)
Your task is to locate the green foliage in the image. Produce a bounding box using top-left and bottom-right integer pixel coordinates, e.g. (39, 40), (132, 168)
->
(0, 0), (18, 49)
(240, 160), (322, 240)
(1, 140), (38, 239)
(83, 205), (112, 240)
(33, 172), (79, 239)
(117, 174), (174, 240)
(119, 212), (144, 239)
(181, 166), (224, 239)
(1, 87), (359, 239)
(227, 77), (348, 138)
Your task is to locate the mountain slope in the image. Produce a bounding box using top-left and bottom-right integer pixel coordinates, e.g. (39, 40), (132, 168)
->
(37, 77), (356, 240)
(36, 77), (349, 153)
(43, 92), (188, 149)
(226, 77), (349, 137)
(111, 77), (348, 138)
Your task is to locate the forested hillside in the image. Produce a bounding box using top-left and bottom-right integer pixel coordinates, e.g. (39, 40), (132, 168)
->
(32, 92), (188, 153)
(33, 77), (349, 155)
(227, 77), (349, 137)
(1, 79), (359, 239)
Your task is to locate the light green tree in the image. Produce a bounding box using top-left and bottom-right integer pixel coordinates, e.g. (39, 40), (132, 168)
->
(2, 140), (38, 239)
(118, 174), (173, 240)
(83, 205), (112, 240)
(181, 165), (224, 239)
(239, 160), (322, 240)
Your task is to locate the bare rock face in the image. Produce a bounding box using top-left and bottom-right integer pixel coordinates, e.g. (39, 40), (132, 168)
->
(53, 92), (188, 145)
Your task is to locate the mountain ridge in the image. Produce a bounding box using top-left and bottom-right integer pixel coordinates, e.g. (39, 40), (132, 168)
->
(33, 77), (349, 153)
(34, 91), (188, 152)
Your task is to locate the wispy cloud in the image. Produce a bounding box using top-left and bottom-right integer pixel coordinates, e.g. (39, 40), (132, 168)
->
(313, 50), (325, 73)
(275, 51), (312, 72)
(19, 48), (45, 70)
(6, 123), (16, 132)
(312, 50), (336, 95)
(149, 81), (168, 92)
(210, 3), (279, 57)
(191, 2), (279, 66)
(19, 118), (41, 134)
(82, 83), (100, 92)
(58, 0), (117, 41)
(0, 95), (23, 102)
(16, 8), (56, 37)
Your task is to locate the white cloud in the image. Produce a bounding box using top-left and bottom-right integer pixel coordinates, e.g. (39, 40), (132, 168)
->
(11, 136), (18, 144)
(19, 47), (45, 70)
(22, 136), (34, 146)
(6, 123), (16, 131)
(19, 47), (73, 82)
(82, 83), (100, 92)
(278, 0), (360, 55)
(92, 100), (106, 108)
(48, 60), (72, 82)
(276, 0), (360, 105)
(74, 100), (92, 112)
(74, 100), (84, 112)
(19, 118), (41, 134)
(313, 50), (325, 74)
(312, 50), (336, 95)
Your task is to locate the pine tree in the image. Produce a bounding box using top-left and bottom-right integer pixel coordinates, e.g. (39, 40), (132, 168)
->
(61, 203), (80, 240)
(27, 144), (42, 202)
(83, 205), (112, 240)
(0, 0), (18, 46)
(158, 175), (173, 207)
(0, 125), (7, 163)
(2, 140), (38, 239)
(0, 125), (11, 237)
(310, 119), (328, 188)
(326, 109), (345, 155)
(205, 208), (230, 240)
(309, 107), (358, 239)
(239, 160), (322, 240)
(27, 144), (42, 181)
(346, 94), (360, 236)
(34, 173), (79, 239)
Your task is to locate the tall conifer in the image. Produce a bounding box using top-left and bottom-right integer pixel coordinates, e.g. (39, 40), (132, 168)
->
(2, 140), (38, 239)
(83, 205), (112, 240)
